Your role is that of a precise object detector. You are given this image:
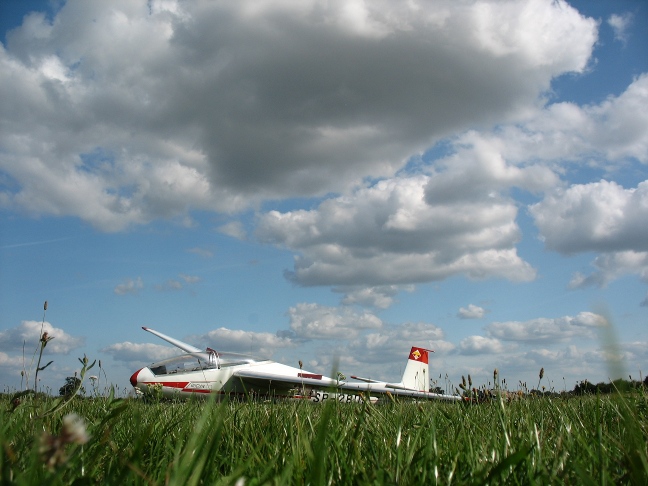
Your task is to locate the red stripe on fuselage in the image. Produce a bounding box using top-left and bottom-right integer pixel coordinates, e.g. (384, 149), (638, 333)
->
(142, 381), (215, 394)
(298, 373), (323, 379)
(143, 381), (190, 389)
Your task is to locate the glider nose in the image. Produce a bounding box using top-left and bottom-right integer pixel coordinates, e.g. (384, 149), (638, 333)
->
(130, 368), (143, 387)
(130, 367), (155, 389)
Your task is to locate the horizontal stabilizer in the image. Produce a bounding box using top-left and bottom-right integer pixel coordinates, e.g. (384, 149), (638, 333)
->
(385, 383), (418, 391)
(388, 388), (462, 401)
(350, 375), (382, 384)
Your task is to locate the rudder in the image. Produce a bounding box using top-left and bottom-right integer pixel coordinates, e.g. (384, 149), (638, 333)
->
(400, 347), (430, 390)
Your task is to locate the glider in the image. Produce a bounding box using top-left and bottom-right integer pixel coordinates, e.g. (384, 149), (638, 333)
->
(130, 327), (460, 402)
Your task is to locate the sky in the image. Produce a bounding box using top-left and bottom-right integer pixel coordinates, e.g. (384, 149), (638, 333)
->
(1, 0), (647, 396)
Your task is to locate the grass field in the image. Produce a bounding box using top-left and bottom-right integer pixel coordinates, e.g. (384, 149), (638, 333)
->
(1, 387), (647, 485)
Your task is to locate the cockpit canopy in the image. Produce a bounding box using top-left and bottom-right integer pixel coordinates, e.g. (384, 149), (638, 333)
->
(149, 352), (268, 376)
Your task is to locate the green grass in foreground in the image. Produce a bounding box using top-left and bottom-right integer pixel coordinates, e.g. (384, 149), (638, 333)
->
(1, 391), (647, 485)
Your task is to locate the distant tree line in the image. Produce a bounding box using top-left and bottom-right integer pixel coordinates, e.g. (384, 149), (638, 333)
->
(431, 376), (648, 399)
(571, 376), (648, 396)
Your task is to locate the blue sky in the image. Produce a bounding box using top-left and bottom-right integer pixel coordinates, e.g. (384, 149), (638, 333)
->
(1, 0), (647, 395)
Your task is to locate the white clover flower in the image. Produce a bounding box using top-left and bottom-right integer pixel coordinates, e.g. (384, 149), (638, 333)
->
(40, 413), (90, 470)
(61, 413), (89, 445)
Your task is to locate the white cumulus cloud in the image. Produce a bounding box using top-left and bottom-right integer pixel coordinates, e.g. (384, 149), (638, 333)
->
(347, 321), (448, 363)
(569, 251), (648, 289)
(288, 303), (382, 339)
(531, 180), (648, 254)
(258, 175), (536, 288)
(337, 285), (413, 309)
(217, 221), (247, 240)
(459, 336), (506, 355)
(487, 312), (607, 344)
(0, 0), (597, 231)
(608, 13), (633, 44)
(188, 328), (295, 358)
(0, 320), (84, 354)
(114, 277), (144, 295)
(102, 342), (179, 364)
(458, 304), (486, 319)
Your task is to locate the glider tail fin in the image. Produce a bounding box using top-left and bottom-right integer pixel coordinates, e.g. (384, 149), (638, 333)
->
(399, 347), (431, 391)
